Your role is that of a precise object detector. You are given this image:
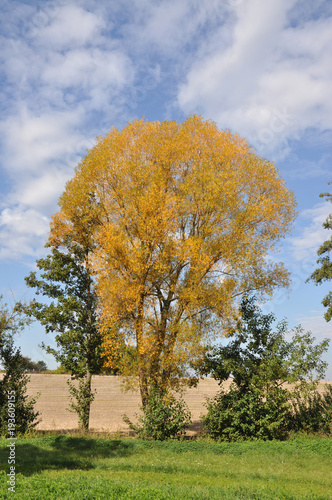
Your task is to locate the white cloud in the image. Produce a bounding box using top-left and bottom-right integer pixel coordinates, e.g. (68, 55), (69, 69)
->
(177, 0), (332, 155)
(33, 4), (105, 49)
(129, 1), (191, 52)
(0, 107), (85, 175)
(178, 1), (294, 108)
(10, 171), (70, 210)
(120, 0), (231, 57)
(0, 206), (49, 260)
(41, 48), (131, 90)
(0, 1), (137, 261)
(289, 201), (332, 262)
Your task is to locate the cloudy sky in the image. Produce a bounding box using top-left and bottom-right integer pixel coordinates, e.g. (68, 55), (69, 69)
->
(1, 0), (332, 377)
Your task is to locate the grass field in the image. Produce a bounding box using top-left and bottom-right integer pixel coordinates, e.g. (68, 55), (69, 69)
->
(0, 434), (331, 499)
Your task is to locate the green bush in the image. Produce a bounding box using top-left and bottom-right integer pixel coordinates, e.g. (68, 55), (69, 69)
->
(202, 383), (291, 441)
(0, 299), (39, 436)
(291, 384), (332, 435)
(123, 388), (192, 440)
(0, 363), (39, 437)
(45, 365), (70, 374)
(200, 296), (330, 441)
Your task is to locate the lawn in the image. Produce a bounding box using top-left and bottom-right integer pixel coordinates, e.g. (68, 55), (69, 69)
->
(0, 435), (331, 499)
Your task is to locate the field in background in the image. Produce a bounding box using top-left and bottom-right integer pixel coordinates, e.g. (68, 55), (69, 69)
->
(26, 375), (332, 434)
(27, 375), (230, 434)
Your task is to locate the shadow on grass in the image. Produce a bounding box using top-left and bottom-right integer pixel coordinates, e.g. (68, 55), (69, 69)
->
(0, 437), (136, 476)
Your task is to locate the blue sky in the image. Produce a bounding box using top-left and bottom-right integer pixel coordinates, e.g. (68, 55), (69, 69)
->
(0, 0), (332, 378)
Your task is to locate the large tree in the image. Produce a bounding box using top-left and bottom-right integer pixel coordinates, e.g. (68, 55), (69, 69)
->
(23, 247), (103, 431)
(307, 184), (332, 321)
(49, 115), (297, 406)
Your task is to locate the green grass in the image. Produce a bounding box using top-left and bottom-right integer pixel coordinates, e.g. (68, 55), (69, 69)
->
(0, 435), (331, 499)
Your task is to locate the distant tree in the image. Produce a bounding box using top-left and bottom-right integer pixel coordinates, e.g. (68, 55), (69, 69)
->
(19, 356), (36, 372)
(0, 297), (39, 436)
(19, 356), (45, 373)
(20, 358), (48, 373)
(201, 297), (330, 440)
(22, 247), (103, 431)
(35, 360), (48, 372)
(307, 183), (332, 321)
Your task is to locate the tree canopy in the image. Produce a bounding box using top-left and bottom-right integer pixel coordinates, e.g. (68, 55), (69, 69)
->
(19, 357), (47, 373)
(308, 184), (332, 321)
(49, 115), (297, 405)
(201, 296), (329, 390)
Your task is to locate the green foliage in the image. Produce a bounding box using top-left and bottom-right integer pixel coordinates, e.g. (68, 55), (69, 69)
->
(45, 364), (70, 374)
(22, 248), (103, 378)
(202, 384), (291, 441)
(0, 298), (39, 436)
(201, 297), (330, 441)
(201, 297), (329, 389)
(123, 388), (192, 440)
(19, 357), (48, 373)
(67, 374), (95, 431)
(35, 360), (48, 372)
(291, 384), (332, 435)
(21, 247), (103, 430)
(307, 183), (332, 321)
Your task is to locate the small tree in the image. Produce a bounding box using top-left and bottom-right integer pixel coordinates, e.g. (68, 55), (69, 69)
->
(201, 297), (330, 440)
(123, 388), (192, 440)
(22, 247), (103, 431)
(0, 298), (39, 436)
(307, 183), (332, 321)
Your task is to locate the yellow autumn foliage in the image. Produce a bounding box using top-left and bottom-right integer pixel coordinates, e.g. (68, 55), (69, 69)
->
(49, 115), (296, 404)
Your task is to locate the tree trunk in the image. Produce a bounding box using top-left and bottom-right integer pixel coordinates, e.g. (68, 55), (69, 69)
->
(139, 370), (149, 408)
(136, 294), (150, 407)
(83, 370), (92, 431)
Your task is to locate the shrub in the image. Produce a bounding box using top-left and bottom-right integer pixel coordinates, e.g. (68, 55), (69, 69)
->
(291, 384), (332, 435)
(123, 388), (192, 440)
(202, 383), (291, 441)
(67, 375), (96, 431)
(0, 298), (39, 436)
(200, 296), (330, 441)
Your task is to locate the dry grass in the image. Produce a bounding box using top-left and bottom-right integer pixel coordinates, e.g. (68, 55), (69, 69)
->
(25, 374), (332, 435)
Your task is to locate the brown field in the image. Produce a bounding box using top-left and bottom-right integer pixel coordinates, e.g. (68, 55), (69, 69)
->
(25, 374), (332, 435)
(26, 375), (226, 435)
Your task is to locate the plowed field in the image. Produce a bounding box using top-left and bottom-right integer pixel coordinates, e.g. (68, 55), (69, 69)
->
(25, 375), (332, 435)
(26, 375), (229, 434)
